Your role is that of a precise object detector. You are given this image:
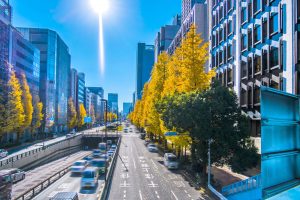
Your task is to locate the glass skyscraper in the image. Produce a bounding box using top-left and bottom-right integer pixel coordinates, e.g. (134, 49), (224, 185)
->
(108, 93), (118, 114)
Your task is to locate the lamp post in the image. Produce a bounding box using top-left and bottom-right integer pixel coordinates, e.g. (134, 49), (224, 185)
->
(101, 98), (108, 181)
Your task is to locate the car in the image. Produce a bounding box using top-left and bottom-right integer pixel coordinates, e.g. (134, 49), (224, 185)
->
(144, 139), (151, 146)
(139, 133), (146, 140)
(50, 192), (79, 200)
(110, 144), (117, 150)
(164, 153), (179, 169)
(0, 149), (8, 159)
(147, 143), (158, 152)
(92, 149), (102, 158)
(8, 168), (25, 183)
(66, 134), (73, 138)
(100, 153), (112, 162)
(90, 159), (107, 174)
(107, 150), (114, 158)
(81, 167), (99, 188)
(70, 160), (88, 174)
(82, 156), (93, 164)
(98, 143), (107, 153)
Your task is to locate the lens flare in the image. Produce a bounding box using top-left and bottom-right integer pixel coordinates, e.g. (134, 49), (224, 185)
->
(90, 0), (109, 15)
(99, 15), (105, 75)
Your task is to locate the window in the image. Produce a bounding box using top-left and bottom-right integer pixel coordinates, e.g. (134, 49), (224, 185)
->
(298, 32), (300, 62)
(212, 34), (215, 47)
(219, 50), (223, 64)
(254, 25), (261, 43)
(212, 15), (215, 27)
(298, 1), (300, 22)
(270, 47), (279, 68)
(241, 61), (247, 78)
(270, 13), (278, 34)
(262, 50), (268, 72)
(228, 20), (233, 35)
(227, 45), (232, 59)
(227, 0), (232, 12)
(220, 6), (224, 20)
(227, 68), (232, 83)
(254, 55), (261, 73)
(253, 0), (261, 14)
(262, 18), (268, 41)
(212, 55), (215, 68)
(241, 89), (247, 105)
(241, 34), (247, 50)
(241, 7), (247, 24)
(248, 3), (253, 21)
(248, 57), (253, 77)
(254, 87), (260, 104)
(224, 25), (227, 40)
(248, 88), (253, 107)
(219, 28), (223, 42)
(248, 29), (252, 49)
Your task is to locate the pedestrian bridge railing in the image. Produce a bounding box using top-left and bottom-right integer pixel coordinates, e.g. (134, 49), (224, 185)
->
(221, 174), (262, 196)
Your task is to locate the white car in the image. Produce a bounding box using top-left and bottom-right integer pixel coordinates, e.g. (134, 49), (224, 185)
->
(70, 160), (88, 174)
(0, 149), (8, 159)
(9, 168), (26, 183)
(92, 149), (102, 158)
(164, 153), (179, 169)
(147, 144), (158, 152)
(81, 167), (99, 188)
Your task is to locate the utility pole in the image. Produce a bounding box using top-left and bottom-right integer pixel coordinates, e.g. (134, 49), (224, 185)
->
(208, 138), (212, 185)
(101, 99), (108, 182)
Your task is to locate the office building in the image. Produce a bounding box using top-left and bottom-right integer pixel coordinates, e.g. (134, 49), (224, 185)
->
(85, 87), (91, 115)
(182, 0), (205, 22)
(108, 93), (118, 114)
(136, 43), (155, 100)
(77, 72), (85, 106)
(87, 87), (104, 122)
(154, 15), (181, 62)
(70, 68), (78, 106)
(208, 0), (300, 137)
(123, 102), (133, 117)
(18, 28), (71, 132)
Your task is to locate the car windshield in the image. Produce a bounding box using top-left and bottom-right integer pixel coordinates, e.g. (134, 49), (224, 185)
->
(74, 162), (84, 166)
(82, 171), (94, 178)
(168, 156), (177, 162)
(93, 150), (100, 153)
(149, 144), (155, 147)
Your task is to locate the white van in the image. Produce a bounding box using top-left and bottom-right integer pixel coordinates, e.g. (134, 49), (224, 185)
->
(81, 167), (99, 188)
(164, 153), (179, 169)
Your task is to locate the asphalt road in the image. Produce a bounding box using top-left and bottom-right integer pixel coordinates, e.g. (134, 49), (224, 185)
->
(107, 125), (212, 200)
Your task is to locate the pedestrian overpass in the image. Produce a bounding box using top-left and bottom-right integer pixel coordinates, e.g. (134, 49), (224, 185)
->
(221, 87), (300, 200)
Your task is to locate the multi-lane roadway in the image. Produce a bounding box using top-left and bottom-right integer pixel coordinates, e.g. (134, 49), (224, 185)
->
(107, 125), (212, 200)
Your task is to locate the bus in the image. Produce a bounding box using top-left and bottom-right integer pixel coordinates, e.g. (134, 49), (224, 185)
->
(0, 170), (12, 200)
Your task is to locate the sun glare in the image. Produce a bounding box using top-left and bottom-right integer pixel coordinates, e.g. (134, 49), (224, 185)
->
(90, 0), (109, 15)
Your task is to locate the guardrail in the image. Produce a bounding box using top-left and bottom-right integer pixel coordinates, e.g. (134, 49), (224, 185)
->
(98, 136), (122, 200)
(221, 174), (262, 196)
(14, 166), (70, 200)
(0, 134), (82, 168)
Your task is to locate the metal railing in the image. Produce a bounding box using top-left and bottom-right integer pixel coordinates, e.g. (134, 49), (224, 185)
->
(14, 166), (70, 200)
(221, 174), (262, 196)
(0, 134), (82, 168)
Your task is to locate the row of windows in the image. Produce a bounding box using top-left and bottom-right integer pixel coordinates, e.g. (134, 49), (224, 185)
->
(212, 0), (233, 27)
(211, 44), (233, 68)
(240, 46), (280, 79)
(212, 20), (233, 47)
(215, 68), (233, 86)
(17, 40), (34, 55)
(16, 50), (33, 64)
(241, 13), (279, 51)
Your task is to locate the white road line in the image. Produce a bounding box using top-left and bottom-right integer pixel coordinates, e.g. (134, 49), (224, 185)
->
(151, 159), (158, 169)
(188, 194), (191, 198)
(139, 190), (143, 200)
(171, 190), (179, 200)
(133, 159), (136, 169)
(155, 191), (160, 199)
(184, 190), (188, 193)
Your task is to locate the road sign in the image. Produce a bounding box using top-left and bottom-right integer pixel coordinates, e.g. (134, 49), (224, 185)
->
(164, 131), (177, 136)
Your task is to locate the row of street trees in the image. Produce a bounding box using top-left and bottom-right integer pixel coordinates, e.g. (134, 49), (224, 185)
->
(67, 99), (88, 130)
(0, 68), (43, 144)
(129, 25), (258, 175)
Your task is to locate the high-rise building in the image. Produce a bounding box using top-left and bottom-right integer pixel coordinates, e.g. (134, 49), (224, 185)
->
(108, 93), (118, 114)
(18, 28), (71, 132)
(154, 15), (181, 62)
(123, 102), (133, 117)
(77, 72), (85, 106)
(70, 68), (78, 106)
(208, 0), (300, 138)
(87, 87), (104, 121)
(136, 43), (154, 100)
(84, 87), (91, 115)
(182, 0), (205, 22)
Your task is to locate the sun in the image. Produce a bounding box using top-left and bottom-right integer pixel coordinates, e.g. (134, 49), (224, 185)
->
(90, 0), (109, 15)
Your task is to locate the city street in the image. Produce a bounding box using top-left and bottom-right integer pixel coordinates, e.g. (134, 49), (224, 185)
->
(107, 125), (212, 200)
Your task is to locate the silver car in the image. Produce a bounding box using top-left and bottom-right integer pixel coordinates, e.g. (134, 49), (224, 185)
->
(9, 168), (26, 183)
(0, 149), (8, 159)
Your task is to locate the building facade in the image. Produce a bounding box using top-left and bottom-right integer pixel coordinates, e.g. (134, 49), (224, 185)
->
(108, 93), (118, 114)
(209, 0), (300, 137)
(77, 72), (85, 106)
(18, 28), (71, 132)
(87, 87), (104, 122)
(70, 68), (78, 106)
(136, 43), (155, 100)
(123, 102), (133, 117)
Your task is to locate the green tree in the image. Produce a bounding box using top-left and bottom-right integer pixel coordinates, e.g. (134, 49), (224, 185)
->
(20, 73), (33, 130)
(0, 79), (10, 137)
(67, 98), (77, 129)
(77, 103), (87, 128)
(157, 81), (259, 174)
(31, 95), (43, 136)
(7, 69), (25, 143)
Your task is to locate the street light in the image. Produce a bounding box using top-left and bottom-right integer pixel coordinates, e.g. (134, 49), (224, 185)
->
(101, 98), (108, 181)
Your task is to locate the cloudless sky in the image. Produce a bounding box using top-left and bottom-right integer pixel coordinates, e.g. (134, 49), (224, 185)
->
(10, 0), (181, 110)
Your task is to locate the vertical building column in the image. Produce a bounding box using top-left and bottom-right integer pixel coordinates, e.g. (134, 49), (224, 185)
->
(234, 0), (241, 98)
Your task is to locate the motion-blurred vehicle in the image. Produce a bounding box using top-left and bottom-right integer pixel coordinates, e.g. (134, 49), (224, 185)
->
(66, 133), (73, 138)
(107, 150), (114, 157)
(92, 149), (102, 158)
(164, 153), (179, 169)
(98, 142), (107, 153)
(83, 156), (94, 164)
(110, 144), (117, 151)
(81, 167), (99, 188)
(147, 143), (158, 152)
(0, 170), (12, 200)
(70, 160), (88, 174)
(8, 168), (25, 183)
(90, 159), (106, 174)
(100, 153), (111, 162)
(0, 149), (8, 159)
(50, 192), (79, 200)
(139, 133), (146, 140)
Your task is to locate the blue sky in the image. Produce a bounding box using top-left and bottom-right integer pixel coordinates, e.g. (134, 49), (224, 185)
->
(10, 0), (181, 110)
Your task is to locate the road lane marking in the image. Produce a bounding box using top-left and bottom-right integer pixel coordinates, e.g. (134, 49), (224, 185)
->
(133, 159), (136, 169)
(171, 190), (179, 200)
(184, 190), (188, 193)
(148, 181), (158, 188)
(139, 190), (143, 200)
(188, 194), (191, 197)
(155, 191), (160, 199)
(151, 159), (158, 169)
